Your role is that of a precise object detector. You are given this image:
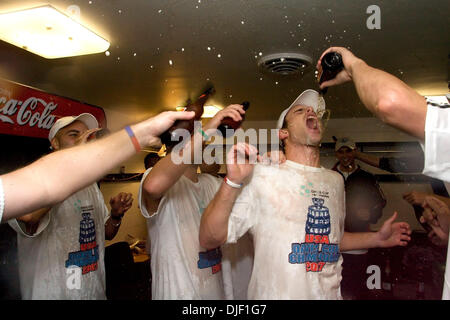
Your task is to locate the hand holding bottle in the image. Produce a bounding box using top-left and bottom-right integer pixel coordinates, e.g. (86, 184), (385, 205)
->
(204, 103), (246, 134)
(316, 47), (365, 90)
(160, 86), (215, 147)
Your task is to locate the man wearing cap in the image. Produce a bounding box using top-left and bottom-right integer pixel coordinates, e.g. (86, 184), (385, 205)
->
(332, 137), (386, 299)
(138, 104), (253, 300)
(317, 46), (450, 299)
(199, 89), (411, 299)
(8, 113), (133, 300)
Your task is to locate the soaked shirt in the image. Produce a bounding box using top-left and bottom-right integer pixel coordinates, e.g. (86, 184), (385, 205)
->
(139, 170), (226, 300)
(227, 161), (345, 299)
(9, 184), (109, 300)
(421, 103), (450, 300)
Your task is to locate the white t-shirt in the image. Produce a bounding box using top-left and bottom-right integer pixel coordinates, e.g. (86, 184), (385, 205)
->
(139, 170), (225, 300)
(422, 105), (450, 182)
(422, 104), (450, 300)
(227, 160), (345, 300)
(8, 184), (109, 300)
(221, 232), (254, 300)
(138, 169), (253, 300)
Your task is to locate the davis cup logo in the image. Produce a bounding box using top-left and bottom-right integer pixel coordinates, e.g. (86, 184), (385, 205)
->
(288, 197), (340, 272)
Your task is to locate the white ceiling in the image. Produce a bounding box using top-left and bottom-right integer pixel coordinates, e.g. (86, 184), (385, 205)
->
(0, 0), (448, 124)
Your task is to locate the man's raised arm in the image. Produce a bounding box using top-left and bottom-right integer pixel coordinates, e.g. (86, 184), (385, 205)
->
(142, 104), (246, 202)
(199, 143), (259, 249)
(317, 47), (427, 140)
(1, 110), (195, 222)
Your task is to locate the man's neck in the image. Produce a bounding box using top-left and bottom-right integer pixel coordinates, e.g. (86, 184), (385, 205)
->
(285, 144), (321, 168)
(338, 162), (357, 173)
(183, 165), (199, 182)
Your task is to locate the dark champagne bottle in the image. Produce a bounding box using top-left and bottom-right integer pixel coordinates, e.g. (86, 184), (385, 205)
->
(160, 86), (215, 147)
(217, 101), (250, 138)
(318, 52), (344, 94)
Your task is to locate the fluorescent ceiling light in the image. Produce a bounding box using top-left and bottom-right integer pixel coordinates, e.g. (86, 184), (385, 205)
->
(0, 5), (110, 59)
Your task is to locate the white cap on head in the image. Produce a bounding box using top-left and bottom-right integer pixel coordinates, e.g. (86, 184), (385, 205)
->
(48, 113), (98, 142)
(334, 137), (356, 151)
(276, 89), (326, 129)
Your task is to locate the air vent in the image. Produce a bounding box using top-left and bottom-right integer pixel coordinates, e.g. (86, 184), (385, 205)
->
(258, 53), (312, 76)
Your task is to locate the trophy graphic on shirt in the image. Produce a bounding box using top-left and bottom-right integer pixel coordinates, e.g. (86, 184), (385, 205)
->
(65, 204), (99, 275)
(79, 211), (96, 245)
(305, 198), (330, 235)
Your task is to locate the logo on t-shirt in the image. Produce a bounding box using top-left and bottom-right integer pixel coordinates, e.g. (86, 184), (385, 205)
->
(288, 197), (340, 272)
(65, 204), (99, 275)
(197, 248), (222, 274)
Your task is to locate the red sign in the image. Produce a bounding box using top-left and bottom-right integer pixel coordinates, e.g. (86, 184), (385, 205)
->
(0, 78), (106, 139)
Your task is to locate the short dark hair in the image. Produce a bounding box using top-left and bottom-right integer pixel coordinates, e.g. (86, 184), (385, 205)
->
(144, 152), (161, 169)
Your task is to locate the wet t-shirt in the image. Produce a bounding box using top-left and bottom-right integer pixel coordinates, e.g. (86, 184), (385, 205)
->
(9, 184), (109, 300)
(227, 160), (345, 299)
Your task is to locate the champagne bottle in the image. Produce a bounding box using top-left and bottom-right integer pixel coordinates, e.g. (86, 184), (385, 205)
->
(318, 52), (344, 94)
(160, 86), (215, 147)
(217, 101), (250, 138)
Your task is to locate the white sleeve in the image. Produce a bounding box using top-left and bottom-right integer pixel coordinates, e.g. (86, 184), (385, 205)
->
(138, 168), (157, 219)
(227, 182), (257, 244)
(422, 105), (450, 183)
(7, 211), (51, 238)
(0, 178), (4, 223)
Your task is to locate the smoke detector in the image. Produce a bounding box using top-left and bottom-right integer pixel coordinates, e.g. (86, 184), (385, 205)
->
(258, 53), (312, 76)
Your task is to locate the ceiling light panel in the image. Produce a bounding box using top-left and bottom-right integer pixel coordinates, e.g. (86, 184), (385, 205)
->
(0, 5), (110, 59)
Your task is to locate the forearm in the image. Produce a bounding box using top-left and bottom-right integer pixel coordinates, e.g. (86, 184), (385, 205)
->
(143, 132), (202, 199)
(2, 128), (138, 221)
(105, 216), (122, 240)
(199, 182), (241, 249)
(350, 60), (427, 140)
(355, 150), (380, 168)
(340, 231), (380, 252)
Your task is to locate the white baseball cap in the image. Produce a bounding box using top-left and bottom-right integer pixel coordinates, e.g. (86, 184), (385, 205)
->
(48, 113), (99, 141)
(276, 89), (326, 129)
(334, 137), (356, 151)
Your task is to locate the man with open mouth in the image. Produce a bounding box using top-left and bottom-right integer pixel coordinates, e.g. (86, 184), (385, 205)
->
(199, 89), (411, 300)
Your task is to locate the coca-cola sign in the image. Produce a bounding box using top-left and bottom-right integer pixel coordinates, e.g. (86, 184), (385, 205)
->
(0, 78), (106, 139)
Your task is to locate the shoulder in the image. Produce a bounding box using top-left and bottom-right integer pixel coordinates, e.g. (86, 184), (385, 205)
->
(353, 168), (377, 181)
(322, 167), (345, 183)
(199, 173), (222, 189)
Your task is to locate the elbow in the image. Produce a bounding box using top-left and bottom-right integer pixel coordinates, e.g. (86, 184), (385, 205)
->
(375, 89), (404, 125)
(199, 234), (224, 250)
(199, 221), (226, 250)
(143, 177), (164, 200)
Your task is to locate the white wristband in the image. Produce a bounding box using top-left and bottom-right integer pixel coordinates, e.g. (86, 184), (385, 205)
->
(224, 177), (243, 189)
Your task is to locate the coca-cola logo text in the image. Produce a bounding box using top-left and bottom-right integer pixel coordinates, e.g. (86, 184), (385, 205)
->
(0, 96), (57, 129)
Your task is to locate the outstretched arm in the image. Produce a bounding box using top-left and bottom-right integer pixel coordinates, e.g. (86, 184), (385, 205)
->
(1, 111), (195, 222)
(317, 47), (427, 140)
(340, 212), (411, 251)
